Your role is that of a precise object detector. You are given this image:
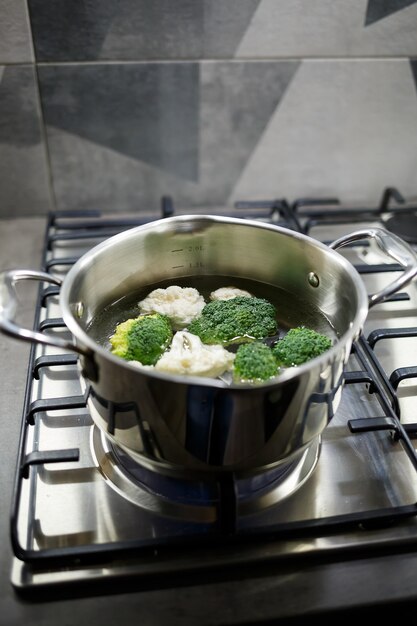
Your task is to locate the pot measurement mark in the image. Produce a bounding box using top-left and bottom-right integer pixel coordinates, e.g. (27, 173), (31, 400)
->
(171, 261), (205, 269)
(171, 245), (205, 253)
(170, 247), (186, 269)
(171, 245), (205, 270)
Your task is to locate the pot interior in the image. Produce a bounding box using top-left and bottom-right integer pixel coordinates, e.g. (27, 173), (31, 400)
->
(61, 216), (367, 358)
(87, 274), (338, 352)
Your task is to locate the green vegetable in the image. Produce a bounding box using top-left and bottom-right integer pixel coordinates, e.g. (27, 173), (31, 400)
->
(110, 313), (173, 365)
(272, 326), (332, 367)
(233, 341), (278, 383)
(187, 296), (277, 346)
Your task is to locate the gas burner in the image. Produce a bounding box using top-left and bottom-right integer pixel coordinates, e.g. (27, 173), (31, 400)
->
(384, 213), (417, 244)
(91, 426), (321, 521)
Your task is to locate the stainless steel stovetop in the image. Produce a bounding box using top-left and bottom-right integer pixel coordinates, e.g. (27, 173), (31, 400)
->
(11, 192), (417, 594)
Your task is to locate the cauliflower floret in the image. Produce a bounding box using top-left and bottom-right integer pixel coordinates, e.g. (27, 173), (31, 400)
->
(154, 331), (235, 378)
(138, 286), (205, 330)
(210, 286), (253, 301)
(128, 361), (155, 371)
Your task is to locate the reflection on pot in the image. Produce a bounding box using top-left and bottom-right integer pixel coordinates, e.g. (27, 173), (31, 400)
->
(85, 355), (343, 478)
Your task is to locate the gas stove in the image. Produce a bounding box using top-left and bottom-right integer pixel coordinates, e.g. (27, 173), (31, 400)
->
(10, 187), (417, 596)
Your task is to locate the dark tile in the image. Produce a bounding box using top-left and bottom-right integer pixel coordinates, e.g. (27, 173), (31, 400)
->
(0, 66), (41, 146)
(200, 1), (262, 57)
(411, 58), (417, 91)
(38, 63), (199, 181)
(365, 0), (417, 25)
(28, 0), (260, 61)
(38, 60), (299, 213)
(0, 66), (52, 217)
(199, 61), (300, 203)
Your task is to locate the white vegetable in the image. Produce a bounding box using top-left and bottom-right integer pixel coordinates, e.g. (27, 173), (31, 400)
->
(128, 361), (154, 371)
(154, 331), (235, 378)
(210, 286), (253, 301)
(138, 285), (205, 330)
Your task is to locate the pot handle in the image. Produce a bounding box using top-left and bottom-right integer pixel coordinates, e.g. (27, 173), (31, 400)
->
(329, 227), (417, 308)
(0, 269), (87, 356)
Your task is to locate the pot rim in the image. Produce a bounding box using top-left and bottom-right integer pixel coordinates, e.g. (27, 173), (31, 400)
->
(59, 214), (369, 388)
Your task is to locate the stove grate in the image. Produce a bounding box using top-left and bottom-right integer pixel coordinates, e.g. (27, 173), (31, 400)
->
(10, 191), (417, 573)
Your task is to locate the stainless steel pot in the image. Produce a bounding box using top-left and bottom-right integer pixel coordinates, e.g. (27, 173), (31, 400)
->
(1, 216), (417, 479)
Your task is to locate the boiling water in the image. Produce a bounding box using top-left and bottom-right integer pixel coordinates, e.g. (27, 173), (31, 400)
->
(88, 275), (338, 351)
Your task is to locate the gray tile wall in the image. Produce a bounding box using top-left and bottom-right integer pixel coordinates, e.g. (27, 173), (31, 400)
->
(1, 0), (417, 217)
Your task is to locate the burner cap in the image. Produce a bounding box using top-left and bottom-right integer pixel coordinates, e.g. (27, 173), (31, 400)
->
(384, 214), (417, 243)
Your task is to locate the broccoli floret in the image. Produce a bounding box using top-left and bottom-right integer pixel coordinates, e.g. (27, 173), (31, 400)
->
(110, 313), (173, 365)
(272, 326), (332, 367)
(233, 341), (278, 383)
(187, 296), (277, 345)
